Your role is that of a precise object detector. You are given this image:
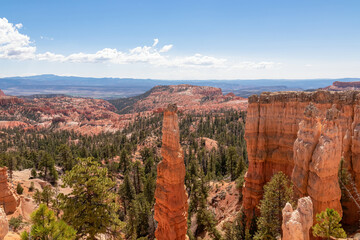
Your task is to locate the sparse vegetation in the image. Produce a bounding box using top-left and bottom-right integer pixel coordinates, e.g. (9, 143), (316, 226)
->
(9, 216), (23, 231)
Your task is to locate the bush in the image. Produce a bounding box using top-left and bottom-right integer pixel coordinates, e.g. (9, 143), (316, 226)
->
(17, 183), (24, 195)
(29, 182), (35, 192)
(31, 168), (37, 178)
(9, 216), (23, 231)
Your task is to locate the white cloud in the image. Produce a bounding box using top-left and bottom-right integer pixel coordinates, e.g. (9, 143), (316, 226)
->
(152, 38), (159, 47)
(233, 61), (279, 70)
(0, 18), (36, 59)
(0, 17), (280, 71)
(159, 44), (173, 53)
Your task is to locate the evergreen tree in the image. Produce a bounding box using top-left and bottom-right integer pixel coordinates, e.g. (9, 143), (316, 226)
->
(119, 149), (130, 173)
(33, 185), (55, 207)
(60, 158), (120, 239)
(312, 208), (346, 240)
(227, 147), (239, 180)
(119, 173), (136, 215)
(38, 151), (58, 183)
(254, 172), (293, 240)
(20, 204), (76, 240)
(57, 144), (75, 171)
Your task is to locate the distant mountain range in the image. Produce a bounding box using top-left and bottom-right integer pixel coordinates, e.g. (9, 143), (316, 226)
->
(1, 74), (359, 98)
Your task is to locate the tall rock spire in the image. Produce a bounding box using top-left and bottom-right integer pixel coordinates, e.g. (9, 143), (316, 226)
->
(154, 104), (188, 240)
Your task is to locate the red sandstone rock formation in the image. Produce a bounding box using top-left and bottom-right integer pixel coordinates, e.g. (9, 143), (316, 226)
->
(0, 121), (29, 129)
(0, 207), (8, 239)
(323, 81), (360, 91)
(0, 96), (133, 135)
(282, 197), (313, 240)
(243, 91), (360, 225)
(154, 104), (188, 240)
(0, 90), (6, 97)
(132, 85), (247, 113)
(0, 167), (19, 214)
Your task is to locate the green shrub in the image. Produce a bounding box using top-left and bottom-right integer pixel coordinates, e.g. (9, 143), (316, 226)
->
(31, 168), (37, 178)
(16, 183), (24, 195)
(9, 216), (23, 231)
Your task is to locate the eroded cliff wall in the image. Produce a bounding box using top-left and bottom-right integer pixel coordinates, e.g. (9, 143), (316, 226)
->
(154, 104), (188, 240)
(243, 91), (360, 224)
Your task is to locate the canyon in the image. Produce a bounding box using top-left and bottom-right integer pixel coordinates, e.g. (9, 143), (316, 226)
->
(0, 85), (247, 135)
(154, 104), (188, 240)
(243, 90), (360, 226)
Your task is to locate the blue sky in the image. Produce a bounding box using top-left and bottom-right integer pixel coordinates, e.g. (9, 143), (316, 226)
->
(0, 0), (359, 79)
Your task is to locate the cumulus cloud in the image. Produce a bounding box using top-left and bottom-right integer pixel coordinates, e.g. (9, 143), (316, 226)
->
(0, 17), (279, 70)
(0, 18), (36, 59)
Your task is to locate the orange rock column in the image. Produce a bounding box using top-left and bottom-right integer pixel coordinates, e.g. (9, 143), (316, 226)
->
(0, 167), (19, 214)
(154, 104), (188, 240)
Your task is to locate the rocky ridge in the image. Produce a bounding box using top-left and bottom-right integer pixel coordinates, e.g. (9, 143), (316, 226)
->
(110, 84), (248, 114)
(243, 90), (360, 225)
(154, 104), (188, 240)
(0, 92), (135, 134)
(323, 81), (360, 91)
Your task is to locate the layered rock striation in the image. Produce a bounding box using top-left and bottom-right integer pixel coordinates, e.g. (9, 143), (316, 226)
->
(0, 207), (8, 239)
(154, 104), (188, 240)
(243, 91), (360, 224)
(282, 197), (313, 240)
(0, 167), (19, 214)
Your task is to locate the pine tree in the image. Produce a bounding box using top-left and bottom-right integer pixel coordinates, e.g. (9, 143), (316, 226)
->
(119, 149), (130, 173)
(60, 157), (120, 239)
(312, 208), (346, 240)
(120, 173), (136, 215)
(33, 185), (55, 207)
(254, 172), (293, 240)
(57, 144), (75, 171)
(227, 147), (239, 180)
(20, 204), (76, 240)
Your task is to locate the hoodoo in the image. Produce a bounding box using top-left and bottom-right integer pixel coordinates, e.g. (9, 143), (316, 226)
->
(0, 167), (19, 214)
(282, 197), (313, 240)
(243, 90), (360, 225)
(154, 104), (188, 240)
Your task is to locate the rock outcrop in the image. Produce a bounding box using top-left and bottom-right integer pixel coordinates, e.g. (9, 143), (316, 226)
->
(323, 81), (360, 91)
(154, 104), (188, 240)
(282, 197), (313, 240)
(0, 207), (9, 240)
(0, 167), (19, 214)
(243, 91), (360, 225)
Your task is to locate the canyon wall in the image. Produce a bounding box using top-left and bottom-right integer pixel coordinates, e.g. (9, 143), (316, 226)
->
(154, 104), (188, 240)
(243, 91), (360, 224)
